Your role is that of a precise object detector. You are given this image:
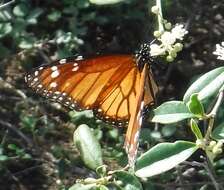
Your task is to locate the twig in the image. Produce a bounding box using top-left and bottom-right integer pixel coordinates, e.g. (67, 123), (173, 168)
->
(5, 169), (28, 190)
(0, 0), (15, 9)
(205, 91), (224, 142)
(13, 164), (43, 177)
(151, 179), (224, 189)
(0, 119), (34, 146)
(156, 0), (164, 33)
(204, 158), (224, 190)
(176, 165), (185, 189)
(1, 129), (8, 146)
(183, 160), (224, 190)
(0, 77), (27, 99)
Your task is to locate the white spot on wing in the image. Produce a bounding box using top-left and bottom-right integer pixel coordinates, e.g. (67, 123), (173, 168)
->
(34, 78), (38, 82)
(39, 67), (43, 70)
(59, 59), (66, 64)
(51, 70), (60, 78)
(34, 71), (39, 76)
(76, 56), (83, 60)
(72, 66), (79, 72)
(50, 82), (57, 88)
(51, 66), (58, 71)
(73, 63), (78, 66)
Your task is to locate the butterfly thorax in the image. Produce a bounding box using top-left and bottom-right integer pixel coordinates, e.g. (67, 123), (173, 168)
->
(135, 44), (152, 71)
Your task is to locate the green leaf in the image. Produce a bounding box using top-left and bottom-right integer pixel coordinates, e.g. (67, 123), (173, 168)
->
(8, 144), (18, 150)
(219, 84), (224, 92)
(77, 0), (90, 8)
(212, 123), (224, 140)
(161, 125), (176, 137)
(69, 183), (96, 190)
(113, 171), (143, 190)
(13, 4), (29, 17)
(0, 44), (10, 58)
(89, 0), (125, 5)
(47, 10), (61, 22)
(98, 185), (109, 190)
(190, 119), (203, 139)
(150, 131), (161, 139)
(0, 23), (12, 38)
(73, 124), (103, 170)
(187, 93), (205, 117)
(183, 67), (224, 103)
(106, 128), (119, 140)
(19, 37), (35, 49)
(20, 115), (37, 130)
(152, 101), (195, 124)
(135, 141), (198, 178)
(0, 155), (8, 161)
(26, 8), (44, 24)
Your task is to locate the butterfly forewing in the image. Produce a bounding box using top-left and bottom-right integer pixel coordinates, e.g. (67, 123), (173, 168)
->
(25, 55), (148, 126)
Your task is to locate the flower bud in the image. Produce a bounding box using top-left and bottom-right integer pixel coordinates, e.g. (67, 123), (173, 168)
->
(212, 146), (223, 155)
(166, 55), (174, 62)
(196, 139), (206, 149)
(165, 22), (172, 30)
(216, 141), (223, 148)
(84, 177), (97, 184)
(151, 6), (159, 14)
(170, 49), (177, 58)
(174, 43), (183, 52)
(154, 30), (161, 38)
(208, 141), (216, 150)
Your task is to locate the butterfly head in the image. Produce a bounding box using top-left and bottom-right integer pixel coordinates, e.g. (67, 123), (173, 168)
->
(135, 43), (152, 71)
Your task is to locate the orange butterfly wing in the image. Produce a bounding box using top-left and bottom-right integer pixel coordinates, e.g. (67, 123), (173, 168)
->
(25, 54), (158, 167)
(25, 55), (155, 124)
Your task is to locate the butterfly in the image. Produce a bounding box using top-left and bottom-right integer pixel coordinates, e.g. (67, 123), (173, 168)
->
(25, 44), (158, 167)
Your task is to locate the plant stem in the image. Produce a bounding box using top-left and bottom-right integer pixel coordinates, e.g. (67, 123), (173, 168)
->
(204, 158), (224, 190)
(204, 91), (224, 142)
(156, 0), (164, 33)
(0, 0), (15, 9)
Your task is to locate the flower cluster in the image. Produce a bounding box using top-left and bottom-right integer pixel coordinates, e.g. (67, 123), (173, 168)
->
(150, 6), (188, 62)
(213, 42), (224, 61)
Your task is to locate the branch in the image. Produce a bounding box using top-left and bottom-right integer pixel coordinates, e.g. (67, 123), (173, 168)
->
(0, 119), (34, 146)
(156, 0), (164, 33)
(0, 0), (15, 9)
(205, 90), (224, 142)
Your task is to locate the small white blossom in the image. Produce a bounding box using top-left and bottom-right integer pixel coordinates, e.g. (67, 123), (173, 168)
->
(151, 6), (159, 14)
(213, 42), (224, 60)
(150, 44), (166, 56)
(150, 24), (188, 58)
(171, 24), (188, 40)
(160, 31), (176, 46)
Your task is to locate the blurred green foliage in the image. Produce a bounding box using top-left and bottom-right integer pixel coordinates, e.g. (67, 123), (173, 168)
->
(0, 0), (152, 61)
(0, 0), (224, 189)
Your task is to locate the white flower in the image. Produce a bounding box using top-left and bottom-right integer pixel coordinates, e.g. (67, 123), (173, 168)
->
(213, 42), (224, 60)
(171, 24), (188, 40)
(150, 44), (166, 56)
(150, 24), (188, 58)
(160, 31), (176, 46)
